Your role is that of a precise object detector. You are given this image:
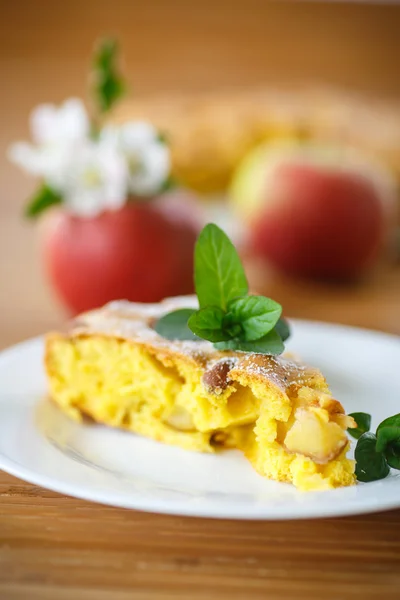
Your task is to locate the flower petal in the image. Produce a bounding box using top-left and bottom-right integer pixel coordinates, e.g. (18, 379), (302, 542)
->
(59, 139), (129, 218)
(128, 142), (170, 195)
(30, 98), (90, 145)
(120, 121), (158, 151)
(59, 98), (90, 142)
(30, 104), (58, 145)
(8, 142), (40, 173)
(64, 188), (105, 218)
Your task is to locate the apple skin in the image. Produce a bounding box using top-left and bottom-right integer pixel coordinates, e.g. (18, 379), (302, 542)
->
(231, 144), (396, 280)
(41, 194), (200, 314)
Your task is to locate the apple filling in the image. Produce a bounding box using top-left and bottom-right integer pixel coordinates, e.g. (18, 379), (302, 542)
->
(283, 403), (355, 464)
(163, 405), (196, 432)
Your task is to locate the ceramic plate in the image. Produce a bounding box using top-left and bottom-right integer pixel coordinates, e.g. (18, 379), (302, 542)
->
(0, 320), (399, 520)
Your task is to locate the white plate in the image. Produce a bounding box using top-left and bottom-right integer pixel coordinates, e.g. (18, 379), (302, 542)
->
(0, 320), (399, 520)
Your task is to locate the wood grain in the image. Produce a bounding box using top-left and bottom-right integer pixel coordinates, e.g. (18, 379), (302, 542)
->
(1, 468), (400, 600)
(1, 2), (400, 598)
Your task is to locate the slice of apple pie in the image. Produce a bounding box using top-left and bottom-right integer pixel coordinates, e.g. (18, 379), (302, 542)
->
(45, 296), (356, 491)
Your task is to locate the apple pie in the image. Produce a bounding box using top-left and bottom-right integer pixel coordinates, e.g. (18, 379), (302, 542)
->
(45, 296), (356, 491)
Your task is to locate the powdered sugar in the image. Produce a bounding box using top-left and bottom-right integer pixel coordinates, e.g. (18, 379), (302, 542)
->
(72, 296), (214, 360)
(70, 296), (318, 387)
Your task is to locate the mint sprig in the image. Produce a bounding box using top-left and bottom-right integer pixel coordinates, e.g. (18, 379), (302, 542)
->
(154, 223), (289, 355)
(348, 412), (400, 482)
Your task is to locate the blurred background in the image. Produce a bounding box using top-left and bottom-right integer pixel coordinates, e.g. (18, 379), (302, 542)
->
(1, 0), (400, 348)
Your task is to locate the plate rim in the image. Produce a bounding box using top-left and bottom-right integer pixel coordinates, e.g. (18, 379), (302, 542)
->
(2, 449), (400, 520)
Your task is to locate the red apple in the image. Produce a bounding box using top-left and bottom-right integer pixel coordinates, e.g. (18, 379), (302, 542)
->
(230, 143), (397, 279)
(41, 193), (201, 314)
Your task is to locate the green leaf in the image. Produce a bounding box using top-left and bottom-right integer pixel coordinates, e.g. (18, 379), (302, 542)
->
(354, 432), (390, 483)
(376, 413), (400, 435)
(153, 224), (287, 356)
(375, 423), (400, 470)
(25, 185), (62, 219)
(154, 309), (198, 341)
(188, 307), (229, 343)
(347, 412), (371, 440)
(376, 415), (400, 470)
(194, 223), (248, 311)
(214, 329), (285, 355)
(385, 441), (400, 470)
(99, 75), (125, 113)
(225, 296), (282, 342)
(92, 37), (126, 115)
(274, 317), (291, 342)
(94, 38), (116, 70)
(376, 426), (400, 454)
(223, 321), (243, 339)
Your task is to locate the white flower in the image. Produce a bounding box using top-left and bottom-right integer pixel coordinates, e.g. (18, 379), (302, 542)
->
(54, 139), (129, 218)
(102, 121), (170, 195)
(8, 98), (90, 180)
(30, 98), (90, 145)
(8, 142), (69, 179)
(8, 100), (169, 218)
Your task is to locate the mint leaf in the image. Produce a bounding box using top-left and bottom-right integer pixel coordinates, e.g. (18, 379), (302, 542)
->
(188, 307), (229, 343)
(375, 425), (400, 469)
(92, 38), (126, 115)
(25, 185), (62, 219)
(274, 318), (291, 342)
(354, 432), (390, 482)
(214, 329), (284, 355)
(376, 415), (400, 470)
(226, 296), (282, 342)
(154, 309), (198, 341)
(376, 413), (400, 435)
(385, 441), (400, 470)
(348, 412), (371, 440)
(195, 224), (248, 311)
(376, 425), (400, 454)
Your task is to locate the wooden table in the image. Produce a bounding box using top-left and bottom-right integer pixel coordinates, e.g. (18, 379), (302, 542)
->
(1, 2), (400, 598)
(1, 476), (400, 600)
(1, 267), (399, 600)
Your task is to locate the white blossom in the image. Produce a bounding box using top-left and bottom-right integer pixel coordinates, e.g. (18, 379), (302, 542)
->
(55, 139), (128, 218)
(30, 97), (90, 145)
(8, 98), (90, 181)
(102, 121), (170, 195)
(8, 142), (69, 179)
(8, 99), (170, 218)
